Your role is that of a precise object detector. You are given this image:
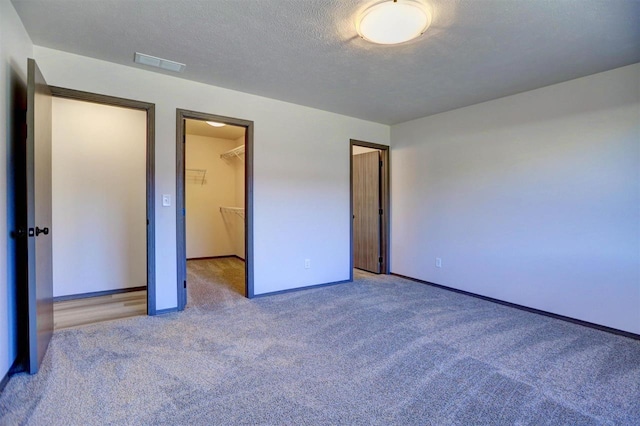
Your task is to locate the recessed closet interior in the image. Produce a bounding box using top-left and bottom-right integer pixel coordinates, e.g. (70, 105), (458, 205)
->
(51, 97), (147, 328)
(185, 119), (246, 298)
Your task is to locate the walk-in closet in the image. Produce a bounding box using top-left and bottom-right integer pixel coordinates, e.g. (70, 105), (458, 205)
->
(185, 119), (246, 300)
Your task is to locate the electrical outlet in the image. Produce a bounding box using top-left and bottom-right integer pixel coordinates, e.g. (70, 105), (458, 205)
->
(435, 257), (442, 268)
(304, 259), (311, 269)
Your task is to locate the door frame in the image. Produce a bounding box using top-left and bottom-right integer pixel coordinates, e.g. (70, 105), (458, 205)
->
(350, 139), (390, 279)
(175, 109), (254, 309)
(49, 86), (157, 315)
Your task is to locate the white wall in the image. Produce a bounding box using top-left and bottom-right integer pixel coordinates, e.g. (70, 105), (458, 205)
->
(51, 97), (147, 297)
(33, 46), (390, 305)
(185, 135), (238, 258)
(391, 63), (640, 334)
(0, 0), (33, 380)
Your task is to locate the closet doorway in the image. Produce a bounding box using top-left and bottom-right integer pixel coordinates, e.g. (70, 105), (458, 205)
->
(350, 140), (390, 277)
(49, 88), (155, 328)
(176, 110), (254, 309)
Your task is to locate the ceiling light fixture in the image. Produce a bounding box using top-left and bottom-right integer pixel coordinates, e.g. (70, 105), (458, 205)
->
(134, 52), (186, 73)
(357, 0), (431, 45)
(206, 121), (226, 127)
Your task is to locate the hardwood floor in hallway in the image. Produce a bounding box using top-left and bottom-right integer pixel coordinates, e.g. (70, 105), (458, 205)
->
(53, 290), (147, 330)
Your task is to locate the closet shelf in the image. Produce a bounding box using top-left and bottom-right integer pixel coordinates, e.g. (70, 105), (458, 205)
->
(220, 145), (245, 162)
(186, 168), (207, 185)
(220, 207), (245, 219)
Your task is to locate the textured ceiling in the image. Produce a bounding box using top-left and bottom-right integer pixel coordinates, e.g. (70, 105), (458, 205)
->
(11, 0), (640, 125)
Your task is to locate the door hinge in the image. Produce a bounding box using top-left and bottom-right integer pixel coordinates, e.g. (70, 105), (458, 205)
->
(147, 219), (149, 225)
(378, 257), (383, 264)
(380, 160), (383, 168)
(183, 280), (187, 289)
(379, 208), (383, 215)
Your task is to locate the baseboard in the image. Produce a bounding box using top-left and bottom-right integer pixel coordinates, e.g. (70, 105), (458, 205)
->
(187, 255), (245, 261)
(154, 307), (178, 315)
(392, 273), (640, 341)
(253, 279), (351, 298)
(53, 286), (146, 302)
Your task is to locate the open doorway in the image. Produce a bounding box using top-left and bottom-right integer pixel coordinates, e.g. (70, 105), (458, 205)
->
(176, 110), (254, 310)
(350, 140), (390, 278)
(48, 87), (155, 329)
(185, 119), (245, 299)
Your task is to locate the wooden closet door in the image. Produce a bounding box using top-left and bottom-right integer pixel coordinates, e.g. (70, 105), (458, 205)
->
(353, 151), (381, 273)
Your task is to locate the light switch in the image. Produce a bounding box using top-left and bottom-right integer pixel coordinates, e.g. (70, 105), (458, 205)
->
(162, 194), (171, 207)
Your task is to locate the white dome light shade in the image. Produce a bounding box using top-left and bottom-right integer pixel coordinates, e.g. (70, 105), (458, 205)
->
(206, 121), (226, 127)
(357, 1), (431, 45)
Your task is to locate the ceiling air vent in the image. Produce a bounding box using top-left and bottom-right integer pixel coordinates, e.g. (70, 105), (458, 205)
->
(134, 52), (185, 73)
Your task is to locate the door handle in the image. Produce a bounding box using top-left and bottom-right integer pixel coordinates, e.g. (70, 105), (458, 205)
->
(35, 226), (49, 236)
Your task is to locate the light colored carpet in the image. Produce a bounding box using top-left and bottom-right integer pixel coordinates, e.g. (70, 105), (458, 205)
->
(186, 257), (245, 302)
(1, 259), (639, 425)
